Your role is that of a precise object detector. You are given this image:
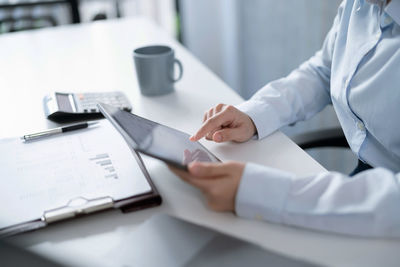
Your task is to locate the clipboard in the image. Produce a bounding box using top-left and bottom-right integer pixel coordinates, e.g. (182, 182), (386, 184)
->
(0, 121), (162, 237)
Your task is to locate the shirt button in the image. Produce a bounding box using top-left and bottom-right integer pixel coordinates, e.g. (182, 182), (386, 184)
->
(357, 122), (365, 131)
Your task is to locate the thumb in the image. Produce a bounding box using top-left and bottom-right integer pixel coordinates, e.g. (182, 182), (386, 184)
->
(212, 128), (244, 142)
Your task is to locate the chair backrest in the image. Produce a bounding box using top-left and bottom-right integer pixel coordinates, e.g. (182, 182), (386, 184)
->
(0, 0), (80, 34)
(292, 127), (349, 149)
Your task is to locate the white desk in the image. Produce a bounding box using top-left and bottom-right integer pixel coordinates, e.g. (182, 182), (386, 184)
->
(1, 18), (399, 267)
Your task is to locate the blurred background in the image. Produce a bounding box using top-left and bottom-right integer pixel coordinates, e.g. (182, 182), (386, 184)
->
(0, 0), (356, 172)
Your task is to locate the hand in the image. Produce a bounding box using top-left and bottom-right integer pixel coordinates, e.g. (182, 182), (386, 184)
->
(169, 161), (245, 212)
(190, 104), (256, 143)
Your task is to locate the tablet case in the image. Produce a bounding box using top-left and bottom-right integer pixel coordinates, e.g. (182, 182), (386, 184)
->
(0, 148), (162, 237)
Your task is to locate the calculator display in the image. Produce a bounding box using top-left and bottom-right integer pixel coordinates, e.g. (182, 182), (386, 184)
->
(55, 93), (74, 112)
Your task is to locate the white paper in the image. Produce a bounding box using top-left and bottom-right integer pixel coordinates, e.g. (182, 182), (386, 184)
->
(0, 120), (151, 229)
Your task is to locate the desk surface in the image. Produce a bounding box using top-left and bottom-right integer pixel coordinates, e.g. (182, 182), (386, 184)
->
(1, 17), (399, 267)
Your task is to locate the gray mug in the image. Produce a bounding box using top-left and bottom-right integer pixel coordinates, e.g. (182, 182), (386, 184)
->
(133, 45), (183, 96)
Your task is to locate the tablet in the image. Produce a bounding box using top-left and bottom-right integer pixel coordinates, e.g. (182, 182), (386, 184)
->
(98, 103), (220, 170)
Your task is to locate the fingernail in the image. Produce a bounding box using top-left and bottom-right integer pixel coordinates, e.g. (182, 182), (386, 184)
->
(189, 135), (195, 141)
(214, 134), (222, 142)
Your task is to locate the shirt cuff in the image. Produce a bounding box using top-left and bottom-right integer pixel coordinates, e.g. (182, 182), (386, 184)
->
(235, 163), (294, 224)
(235, 100), (282, 140)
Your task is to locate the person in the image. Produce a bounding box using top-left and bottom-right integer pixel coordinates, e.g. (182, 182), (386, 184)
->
(170, 0), (400, 238)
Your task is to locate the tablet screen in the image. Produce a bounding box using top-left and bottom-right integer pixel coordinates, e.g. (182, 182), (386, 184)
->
(99, 103), (220, 167)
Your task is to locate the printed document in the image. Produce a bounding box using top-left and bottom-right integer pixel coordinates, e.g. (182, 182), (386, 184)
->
(0, 120), (151, 229)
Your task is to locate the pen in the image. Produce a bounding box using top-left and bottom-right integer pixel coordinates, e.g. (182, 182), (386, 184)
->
(21, 121), (99, 142)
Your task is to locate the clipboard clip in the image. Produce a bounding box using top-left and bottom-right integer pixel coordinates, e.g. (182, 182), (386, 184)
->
(42, 196), (114, 224)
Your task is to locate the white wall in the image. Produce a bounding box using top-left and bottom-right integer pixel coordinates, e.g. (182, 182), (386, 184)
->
(181, 0), (342, 97)
(239, 0), (342, 98)
(180, 0), (241, 92)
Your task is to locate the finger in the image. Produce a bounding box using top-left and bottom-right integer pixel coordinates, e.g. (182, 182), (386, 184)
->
(212, 128), (243, 143)
(188, 162), (233, 177)
(205, 108), (219, 140)
(203, 110), (217, 140)
(204, 104), (224, 123)
(203, 106), (214, 122)
(207, 109), (214, 120)
(190, 113), (232, 141)
(168, 165), (211, 189)
(205, 125), (221, 140)
(206, 107), (224, 140)
(205, 111), (212, 141)
(215, 103), (225, 112)
(203, 112), (208, 123)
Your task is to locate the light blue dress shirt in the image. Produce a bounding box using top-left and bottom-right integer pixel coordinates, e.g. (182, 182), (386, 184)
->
(235, 0), (400, 237)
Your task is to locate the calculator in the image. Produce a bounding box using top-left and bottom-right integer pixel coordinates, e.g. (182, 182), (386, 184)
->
(43, 91), (132, 122)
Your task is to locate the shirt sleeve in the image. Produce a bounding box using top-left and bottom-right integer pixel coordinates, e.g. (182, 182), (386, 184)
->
(236, 2), (345, 139)
(235, 163), (400, 238)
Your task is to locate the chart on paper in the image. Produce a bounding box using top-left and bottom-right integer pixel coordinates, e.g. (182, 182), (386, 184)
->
(89, 153), (118, 180)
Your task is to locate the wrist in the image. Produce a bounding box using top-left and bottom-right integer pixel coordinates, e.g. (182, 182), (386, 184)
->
(248, 116), (257, 136)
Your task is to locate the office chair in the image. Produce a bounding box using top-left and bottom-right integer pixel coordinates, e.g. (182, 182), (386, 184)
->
(0, 0), (80, 33)
(292, 127), (349, 149)
(291, 126), (361, 173)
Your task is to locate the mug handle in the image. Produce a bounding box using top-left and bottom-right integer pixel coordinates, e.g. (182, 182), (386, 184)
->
(172, 59), (183, 82)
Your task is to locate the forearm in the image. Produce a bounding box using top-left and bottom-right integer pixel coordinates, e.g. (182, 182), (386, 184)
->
(236, 59), (332, 139)
(235, 163), (400, 238)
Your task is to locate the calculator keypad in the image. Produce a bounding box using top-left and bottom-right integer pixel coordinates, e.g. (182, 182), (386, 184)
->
(74, 92), (132, 113)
